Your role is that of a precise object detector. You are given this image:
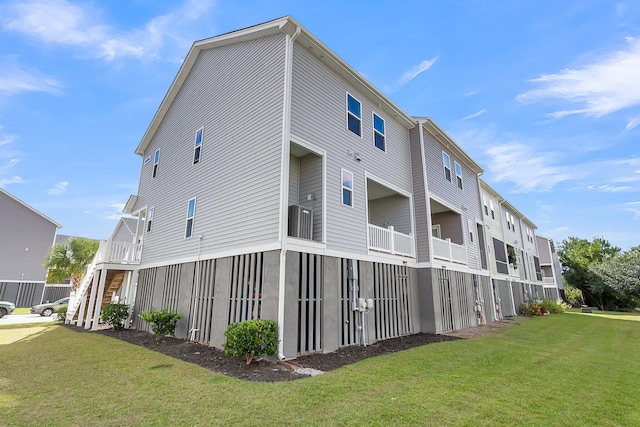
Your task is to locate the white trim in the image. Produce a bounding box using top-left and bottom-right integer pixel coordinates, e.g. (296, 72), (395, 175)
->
(429, 192), (463, 215)
(442, 151), (452, 182)
(193, 126), (204, 164)
(346, 92), (363, 138)
(364, 171), (412, 199)
(341, 168), (354, 208)
(0, 279), (46, 284)
(372, 112), (385, 151)
(414, 261), (489, 276)
(454, 161), (463, 190)
(184, 197), (196, 239)
(431, 224), (441, 238)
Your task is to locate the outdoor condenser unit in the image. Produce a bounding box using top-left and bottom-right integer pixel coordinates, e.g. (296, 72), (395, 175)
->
(288, 205), (313, 240)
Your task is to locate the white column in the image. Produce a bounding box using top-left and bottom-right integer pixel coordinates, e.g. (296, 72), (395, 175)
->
(91, 269), (108, 331)
(76, 291), (88, 327)
(84, 271), (101, 329)
(388, 226), (395, 254)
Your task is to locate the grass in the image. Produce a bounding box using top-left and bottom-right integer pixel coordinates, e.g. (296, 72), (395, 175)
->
(1, 313), (639, 426)
(12, 308), (31, 315)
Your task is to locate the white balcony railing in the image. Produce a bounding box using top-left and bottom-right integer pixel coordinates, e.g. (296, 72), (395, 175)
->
(368, 224), (415, 257)
(432, 236), (467, 265)
(542, 277), (556, 285)
(95, 239), (143, 264)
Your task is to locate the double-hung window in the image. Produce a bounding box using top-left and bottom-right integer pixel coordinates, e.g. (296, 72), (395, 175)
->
(185, 198), (196, 238)
(454, 161), (463, 189)
(342, 169), (353, 207)
(483, 195), (489, 215)
(506, 212), (511, 230)
(442, 152), (452, 182)
(347, 94), (361, 136)
(153, 149), (160, 178)
(147, 206), (154, 232)
(373, 113), (385, 151)
(193, 127), (203, 164)
(489, 200), (495, 219)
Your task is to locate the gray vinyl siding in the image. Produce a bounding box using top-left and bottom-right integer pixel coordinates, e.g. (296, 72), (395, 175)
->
(135, 34), (287, 265)
(409, 126), (430, 262)
(0, 192), (57, 282)
(298, 153), (323, 240)
(368, 195), (411, 235)
(536, 236), (552, 264)
(431, 212), (463, 245)
(289, 155), (300, 204)
(420, 128), (483, 269)
(290, 44), (413, 255)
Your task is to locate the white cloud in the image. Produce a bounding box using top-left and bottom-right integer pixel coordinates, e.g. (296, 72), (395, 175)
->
(106, 203), (126, 220)
(517, 37), (640, 119)
(0, 175), (25, 187)
(485, 143), (571, 192)
(386, 57), (438, 92)
(0, 62), (61, 95)
(47, 180), (69, 196)
(461, 109), (486, 121)
(2, 0), (215, 61)
(625, 115), (640, 131)
(587, 184), (634, 192)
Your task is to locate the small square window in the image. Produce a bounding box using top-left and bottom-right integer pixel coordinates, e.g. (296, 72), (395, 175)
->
(454, 161), (463, 190)
(342, 169), (353, 207)
(194, 127), (203, 164)
(347, 94), (361, 136)
(185, 198), (196, 238)
(373, 113), (385, 151)
(442, 152), (452, 182)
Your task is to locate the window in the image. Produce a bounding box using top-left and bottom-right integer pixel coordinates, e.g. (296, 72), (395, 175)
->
(510, 214), (516, 231)
(341, 169), (353, 207)
(146, 206), (154, 232)
(185, 198), (196, 238)
(144, 156), (151, 165)
(193, 127), (203, 164)
(347, 94), (361, 136)
(506, 212), (511, 230)
(483, 195), (489, 215)
(432, 224), (441, 238)
(373, 113), (385, 151)
(454, 161), (463, 189)
(467, 219), (474, 242)
(489, 200), (495, 219)
(153, 149), (160, 178)
(442, 152), (452, 182)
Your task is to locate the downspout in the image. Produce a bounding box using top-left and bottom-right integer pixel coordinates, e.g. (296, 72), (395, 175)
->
(277, 25), (301, 359)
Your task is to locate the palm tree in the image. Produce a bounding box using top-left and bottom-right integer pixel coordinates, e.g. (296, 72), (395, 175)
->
(45, 237), (100, 291)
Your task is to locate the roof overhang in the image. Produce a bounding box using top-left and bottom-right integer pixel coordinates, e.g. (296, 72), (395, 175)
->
(135, 16), (415, 156)
(415, 117), (484, 174)
(122, 195), (138, 215)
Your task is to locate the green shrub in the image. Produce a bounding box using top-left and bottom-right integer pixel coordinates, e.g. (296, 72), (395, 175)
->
(542, 298), (564, 314)
(101, 303), (130, 330)
(139, 308), (182, 342)
(564, 285), (584, 307)
(223, 319), (278, 365)
(57, 306), (67, 322)
(519, 301), (549, 317)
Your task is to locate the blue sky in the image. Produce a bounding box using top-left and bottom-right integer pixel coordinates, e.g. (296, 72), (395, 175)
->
(1, 1), (639, 249)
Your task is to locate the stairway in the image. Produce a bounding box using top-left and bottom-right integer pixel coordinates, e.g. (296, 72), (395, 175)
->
(68, 269), (128, 327)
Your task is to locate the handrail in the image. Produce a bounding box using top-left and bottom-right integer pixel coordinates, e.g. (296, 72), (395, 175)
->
(368, 224), (415, 257)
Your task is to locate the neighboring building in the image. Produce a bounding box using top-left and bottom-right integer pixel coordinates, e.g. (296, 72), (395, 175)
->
(0, 188), (61, 307)
(410, 118), (494, 334)
(67, 16), (558, 358)
(536, 235), (564, 301)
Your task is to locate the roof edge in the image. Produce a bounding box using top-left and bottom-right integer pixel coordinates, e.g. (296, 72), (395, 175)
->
(0, 188), (62, 228)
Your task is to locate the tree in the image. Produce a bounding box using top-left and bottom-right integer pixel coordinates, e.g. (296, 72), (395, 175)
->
(592, 246), (640, 300)
(45, 237), (99, 291)
(558, 236), (621, 310)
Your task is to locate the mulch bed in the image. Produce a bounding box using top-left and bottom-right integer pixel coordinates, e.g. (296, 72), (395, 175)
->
(65, 323), (513, 382)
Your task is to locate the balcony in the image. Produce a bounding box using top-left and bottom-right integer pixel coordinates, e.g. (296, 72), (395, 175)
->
(432, 236), (467, 264)
(368, 224), (415, 257)
(542, 277), (556, 285)
(94, 239), (143, 265)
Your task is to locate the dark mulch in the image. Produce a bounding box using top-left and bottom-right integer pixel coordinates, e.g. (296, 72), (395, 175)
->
(66, 324), (462, 382)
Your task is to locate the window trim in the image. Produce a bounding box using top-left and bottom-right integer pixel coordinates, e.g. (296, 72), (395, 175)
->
(442, 152), (452, 182)
(432, 224), (441, 239)
(193, 127), (203, 164)
(372, 112), (385, 151)
(341, 169), (354, 207)
(489, 200), (495, 219)
(346, 93), (362, 137)
(185, 198), (196, 238)
(146, 206), (154, 233)
(454, 161), (463, 190)
(153, 149), (160, 178)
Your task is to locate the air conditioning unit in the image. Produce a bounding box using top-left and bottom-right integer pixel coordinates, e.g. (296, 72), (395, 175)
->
(288, 205), (313, 240)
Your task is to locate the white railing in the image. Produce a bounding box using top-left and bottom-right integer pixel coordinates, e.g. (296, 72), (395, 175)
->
(543, 277), (556, 285)
(432, 236), (467, 265)
(368, 224), (415, 257)
(64, 239), (142, 324)
(95, 240), (143, 264)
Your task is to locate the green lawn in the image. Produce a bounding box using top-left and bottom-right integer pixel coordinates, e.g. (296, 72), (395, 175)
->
(1, 312), (639, 426)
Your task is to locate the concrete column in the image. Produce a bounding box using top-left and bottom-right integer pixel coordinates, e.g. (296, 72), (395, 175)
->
(322, 256), (340, 354)
(175, 262), (195, 340)
(282, 251), (300, 359)
(210, 257), (232, 349)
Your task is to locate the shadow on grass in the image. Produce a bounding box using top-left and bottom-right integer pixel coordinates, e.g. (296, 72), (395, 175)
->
(0, 323), (59, 345)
